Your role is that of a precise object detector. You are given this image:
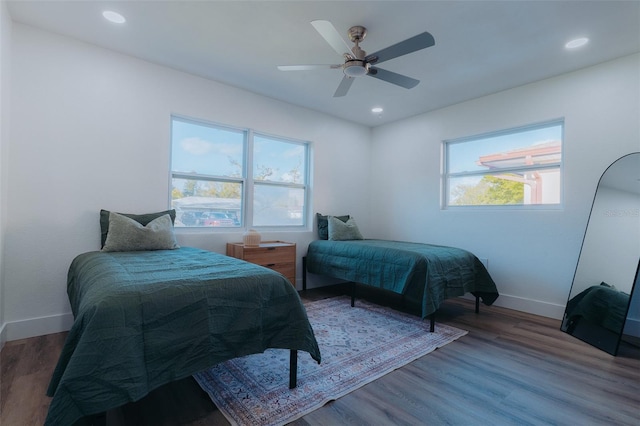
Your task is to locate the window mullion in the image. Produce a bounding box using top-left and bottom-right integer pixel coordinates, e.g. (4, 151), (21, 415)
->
(448, 162), (561, 179)
(245, 130), (254, 228)
(253, 180), (307, 189)
(171, 172), (243, 184)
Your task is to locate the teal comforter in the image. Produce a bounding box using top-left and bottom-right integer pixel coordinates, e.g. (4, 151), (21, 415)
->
(564, 283), (630, 334)
(45, 247), (321, 426)
(306, 239), (499, 317)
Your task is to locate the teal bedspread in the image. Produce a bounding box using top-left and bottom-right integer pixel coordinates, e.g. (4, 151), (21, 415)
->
(564, 283), (630, 334)
(306, 239), (499, 317)
(45, 247), (321, 426)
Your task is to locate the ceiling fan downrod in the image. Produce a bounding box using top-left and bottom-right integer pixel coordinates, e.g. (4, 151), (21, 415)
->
(343, 25), (369, 77)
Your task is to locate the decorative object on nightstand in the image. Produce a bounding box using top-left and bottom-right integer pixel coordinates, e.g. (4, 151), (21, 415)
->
(242, 229), (262, 247)
(226, 241), (296, 286)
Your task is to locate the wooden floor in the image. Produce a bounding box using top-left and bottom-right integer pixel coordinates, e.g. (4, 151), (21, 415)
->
(2, 284), (639, 425)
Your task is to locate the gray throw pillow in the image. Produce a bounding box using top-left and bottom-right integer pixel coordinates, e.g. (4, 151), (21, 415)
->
(102, 213), (180, 252)
(100, 209), (176, 248)
(316, 213), (350, 240)
(328, 216), (364, 241)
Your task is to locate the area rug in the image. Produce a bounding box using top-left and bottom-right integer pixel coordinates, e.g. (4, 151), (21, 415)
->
(194, 296), (467, 426)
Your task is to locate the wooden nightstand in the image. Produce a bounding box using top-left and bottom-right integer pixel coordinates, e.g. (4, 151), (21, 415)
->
(226, 241), (296, 286)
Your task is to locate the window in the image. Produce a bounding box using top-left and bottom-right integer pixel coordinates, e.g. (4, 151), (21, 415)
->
(170, 116), (309, 228)
(443, 120), (563, 208)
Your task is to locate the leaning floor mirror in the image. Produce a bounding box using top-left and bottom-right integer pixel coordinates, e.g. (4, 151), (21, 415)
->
(562, 152), (640, 355)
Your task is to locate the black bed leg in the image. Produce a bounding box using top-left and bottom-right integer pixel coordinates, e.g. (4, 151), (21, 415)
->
(428, 313), (435, 332)
(289, 350), (298, 389)
(475, 295), (480, 314)
(350, 282), (356, 307)
(302, 256), (307, 291)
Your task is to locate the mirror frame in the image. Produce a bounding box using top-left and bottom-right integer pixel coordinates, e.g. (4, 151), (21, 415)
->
(562, 152), (640, 355)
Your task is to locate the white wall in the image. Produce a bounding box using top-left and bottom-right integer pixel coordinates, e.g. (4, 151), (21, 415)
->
(4, 23), (371, 341)
(0, 0), (12, 349)
(370, 53), (640, 319)
(5, 24), (639, 343)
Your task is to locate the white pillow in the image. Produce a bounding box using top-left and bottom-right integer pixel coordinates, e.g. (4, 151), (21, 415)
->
(102, 212), (180, 252)
(328, 216), (364, 241)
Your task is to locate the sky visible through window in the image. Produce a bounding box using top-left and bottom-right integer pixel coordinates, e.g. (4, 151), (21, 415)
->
(448, 124), (563, 173)
(172, 119), (306, 182)
(171, 119), (244, 177)
(253, 135), (306, 183)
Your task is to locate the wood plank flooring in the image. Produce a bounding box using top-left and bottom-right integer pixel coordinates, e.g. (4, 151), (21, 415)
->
(1, 284), (639, 425)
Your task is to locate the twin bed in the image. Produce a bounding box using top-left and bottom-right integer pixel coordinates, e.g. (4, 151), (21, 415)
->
(45, 211), (498, 425)
(305, 239), (499, 326)
(45, 211), (321, 426)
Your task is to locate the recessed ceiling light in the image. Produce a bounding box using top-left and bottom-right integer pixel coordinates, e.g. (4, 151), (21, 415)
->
(565, 37), (589, 49)
(371, 107), (383, 114)
(102, 10), (126, 24)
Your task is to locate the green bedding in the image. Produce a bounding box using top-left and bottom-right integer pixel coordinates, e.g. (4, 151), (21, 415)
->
(306, 239), (499, 317)
(564, 283), (630, 334)
(45, 247), (321, 426)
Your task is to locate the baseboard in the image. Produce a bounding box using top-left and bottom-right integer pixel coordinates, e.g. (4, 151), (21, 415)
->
(305, 277), (567, 321)
(4, 312), (74, 342)
(297, 274), (344, 291)
(463, 292), (566, 320)
(0, 321), (6, 352)
(623, 316), (640, 337)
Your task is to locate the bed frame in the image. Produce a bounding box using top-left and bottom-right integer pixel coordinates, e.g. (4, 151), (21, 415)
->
(303, 251), (485, 333)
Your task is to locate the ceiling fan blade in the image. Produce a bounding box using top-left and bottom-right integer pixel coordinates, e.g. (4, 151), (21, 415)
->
(311, 20), (353, 58)
(365, 32), (435, 65)
(368, 67), (420, 89)
(333, 76), (355, 97)
(278, 64), (342, 71)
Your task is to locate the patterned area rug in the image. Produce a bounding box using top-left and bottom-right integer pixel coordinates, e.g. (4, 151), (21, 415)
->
(194, 296), (467, 426)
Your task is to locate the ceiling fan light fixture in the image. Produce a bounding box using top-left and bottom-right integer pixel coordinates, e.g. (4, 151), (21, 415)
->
(343, 60), (368, 77)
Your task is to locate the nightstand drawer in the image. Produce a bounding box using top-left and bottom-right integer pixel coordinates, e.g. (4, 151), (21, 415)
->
(242, 246), (295, 265)
(264, 263), (295, 283)
(226, 241), (296, 286)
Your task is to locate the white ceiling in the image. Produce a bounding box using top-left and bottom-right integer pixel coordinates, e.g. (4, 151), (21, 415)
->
(7, 0), (640, 127)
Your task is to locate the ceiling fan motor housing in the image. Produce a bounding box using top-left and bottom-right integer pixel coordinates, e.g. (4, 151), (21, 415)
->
(343, 59), (369, 77)
(344, 41), (368, 77)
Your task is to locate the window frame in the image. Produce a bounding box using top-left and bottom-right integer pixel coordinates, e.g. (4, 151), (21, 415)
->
(169, 115), (310, 230)
(442, 119), (564, 210)
(246, 130), (311, 229)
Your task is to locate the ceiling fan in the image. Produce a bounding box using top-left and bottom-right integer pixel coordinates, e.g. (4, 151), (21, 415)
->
(278, 20), (435, 97)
